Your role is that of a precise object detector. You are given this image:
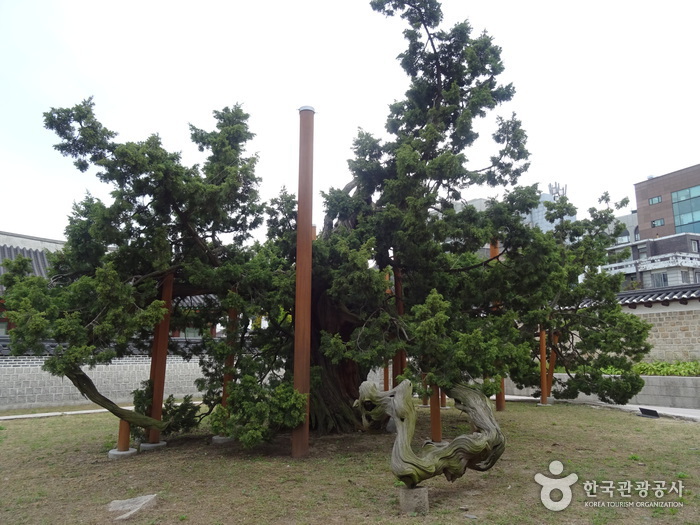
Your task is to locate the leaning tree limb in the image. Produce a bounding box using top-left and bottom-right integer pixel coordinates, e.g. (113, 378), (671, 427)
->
(64, 364), (169, 432)
(357, 379), (505, 488)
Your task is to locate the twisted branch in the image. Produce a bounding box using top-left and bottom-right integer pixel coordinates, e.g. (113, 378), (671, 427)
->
(357, 379), (504, 487)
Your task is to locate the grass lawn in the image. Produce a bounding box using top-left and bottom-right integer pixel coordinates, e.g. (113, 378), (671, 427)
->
(0, 400), (697, 524)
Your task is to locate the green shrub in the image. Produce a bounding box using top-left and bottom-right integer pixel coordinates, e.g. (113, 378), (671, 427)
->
(598, 361), (700, 377)
(209, 376), (306, 448)
(633, 360), (700, 376)
(131, 380), (201, 441)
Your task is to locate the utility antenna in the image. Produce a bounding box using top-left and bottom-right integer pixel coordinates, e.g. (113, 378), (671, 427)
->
(548, 182), (567, 201)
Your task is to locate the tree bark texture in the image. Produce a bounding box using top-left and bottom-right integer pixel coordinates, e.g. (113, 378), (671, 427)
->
(307, 290), (365, 433)
(64, 364), (169, 432)
(357, 379), (505, 488)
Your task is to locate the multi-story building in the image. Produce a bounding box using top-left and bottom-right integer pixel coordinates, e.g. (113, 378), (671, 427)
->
(464, 184), (576, 233)
(634, 163), (700, 240)
(605, 164), (700, 290)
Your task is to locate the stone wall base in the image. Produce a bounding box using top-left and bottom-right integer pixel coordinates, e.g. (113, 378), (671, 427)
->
(505, 374), (700, 409)
(0, 355), (203, 410)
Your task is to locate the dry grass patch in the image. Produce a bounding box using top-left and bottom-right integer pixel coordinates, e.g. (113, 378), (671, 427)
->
(1, 401), (697, 524)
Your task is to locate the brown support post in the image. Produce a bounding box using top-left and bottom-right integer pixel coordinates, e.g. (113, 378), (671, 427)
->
(495, 377), (506, 411)
(117, 420), (131, 452)
(547, 332), (559, 398)
(148, 272), (174, 443)
(421, 373), (429, 405)
(292, 106), (314, 458)
(440, 389), (447, 408)
(392, 350), (407, 388)
(490, 240), (506, 412)
(430, 385), (442, 443)
(539, 327), (548, 405)
(221, 305), (238, 408)
(392, 267), (407, 388)
(383, 274), (392, 392)
(222, 355), (235, 408)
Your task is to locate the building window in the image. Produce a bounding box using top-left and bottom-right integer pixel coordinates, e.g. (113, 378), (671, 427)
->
(183, 327), (202, 339)
(617, 229), (630, 244)
(692, 240), (699, 252)
(695, 272), (700, 284)
(651, 218), (665, 228)
(648, 196), (662, 205)
(682, 270), (691, 284)
(0, 321), (7, 336)
(672, 185), (700, 234)
(651, 272), (668, 288)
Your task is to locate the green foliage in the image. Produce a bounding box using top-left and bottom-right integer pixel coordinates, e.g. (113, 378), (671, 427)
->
(130, 380), (201, 440)
(3, 93), (307, 440)
(209, 376), (306, 449)
(633, 360), (700, 376)
(315, 0), (651, 408)
(600, 360), (700, 377)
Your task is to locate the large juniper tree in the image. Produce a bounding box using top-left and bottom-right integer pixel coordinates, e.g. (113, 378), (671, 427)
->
(1, 99), (308, 436)
(311, 0), (651, 432)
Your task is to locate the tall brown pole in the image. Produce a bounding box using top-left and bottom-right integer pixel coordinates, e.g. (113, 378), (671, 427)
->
(221, 305), (238, 408)
(292, 106), (314, 458)
(546, 332), (559, 398)
(148, 272), (174, 443)
(430, 386), (442, 443)
(383, 274), (392, 391)
(392, 267), (407, 388)
(490, 240), (506, 411)
(539, 327), (548, 405)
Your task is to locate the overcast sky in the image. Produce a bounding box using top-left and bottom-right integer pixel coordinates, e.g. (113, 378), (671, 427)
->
(3, 0), (700, 241)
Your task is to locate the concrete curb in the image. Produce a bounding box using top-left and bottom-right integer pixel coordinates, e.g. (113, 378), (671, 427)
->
(497, 395), (700, 423)
(0, 407), (134, 421)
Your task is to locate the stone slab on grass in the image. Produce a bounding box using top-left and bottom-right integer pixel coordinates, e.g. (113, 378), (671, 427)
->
(108, 494), (157, 521)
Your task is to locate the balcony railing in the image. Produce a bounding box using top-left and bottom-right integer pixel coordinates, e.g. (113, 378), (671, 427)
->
(602, 252), (700, 275)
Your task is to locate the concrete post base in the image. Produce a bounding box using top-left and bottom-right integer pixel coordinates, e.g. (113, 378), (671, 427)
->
(399, 486), (429, 515)
(139, 441), (167, 451)
(108, 447), (137, 459)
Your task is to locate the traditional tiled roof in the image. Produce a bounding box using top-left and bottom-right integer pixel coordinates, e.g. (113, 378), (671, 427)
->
(0, 335), (208, 357)
(0, 244), (53, 294)
(617, 285), (700, 308)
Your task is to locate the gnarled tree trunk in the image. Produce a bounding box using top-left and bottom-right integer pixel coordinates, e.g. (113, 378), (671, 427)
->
(64, 364), (169, 432)
(308, 290), (366, 433)
(357, 379), (505, 488)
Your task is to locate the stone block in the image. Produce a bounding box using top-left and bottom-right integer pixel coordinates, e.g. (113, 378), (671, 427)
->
(399, 486), (429, 515)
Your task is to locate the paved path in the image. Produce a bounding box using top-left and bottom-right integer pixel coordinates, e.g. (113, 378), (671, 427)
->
(2, 398), (698, 422)
(0, 407), (134, 421)
(502, 395), (700, 422)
